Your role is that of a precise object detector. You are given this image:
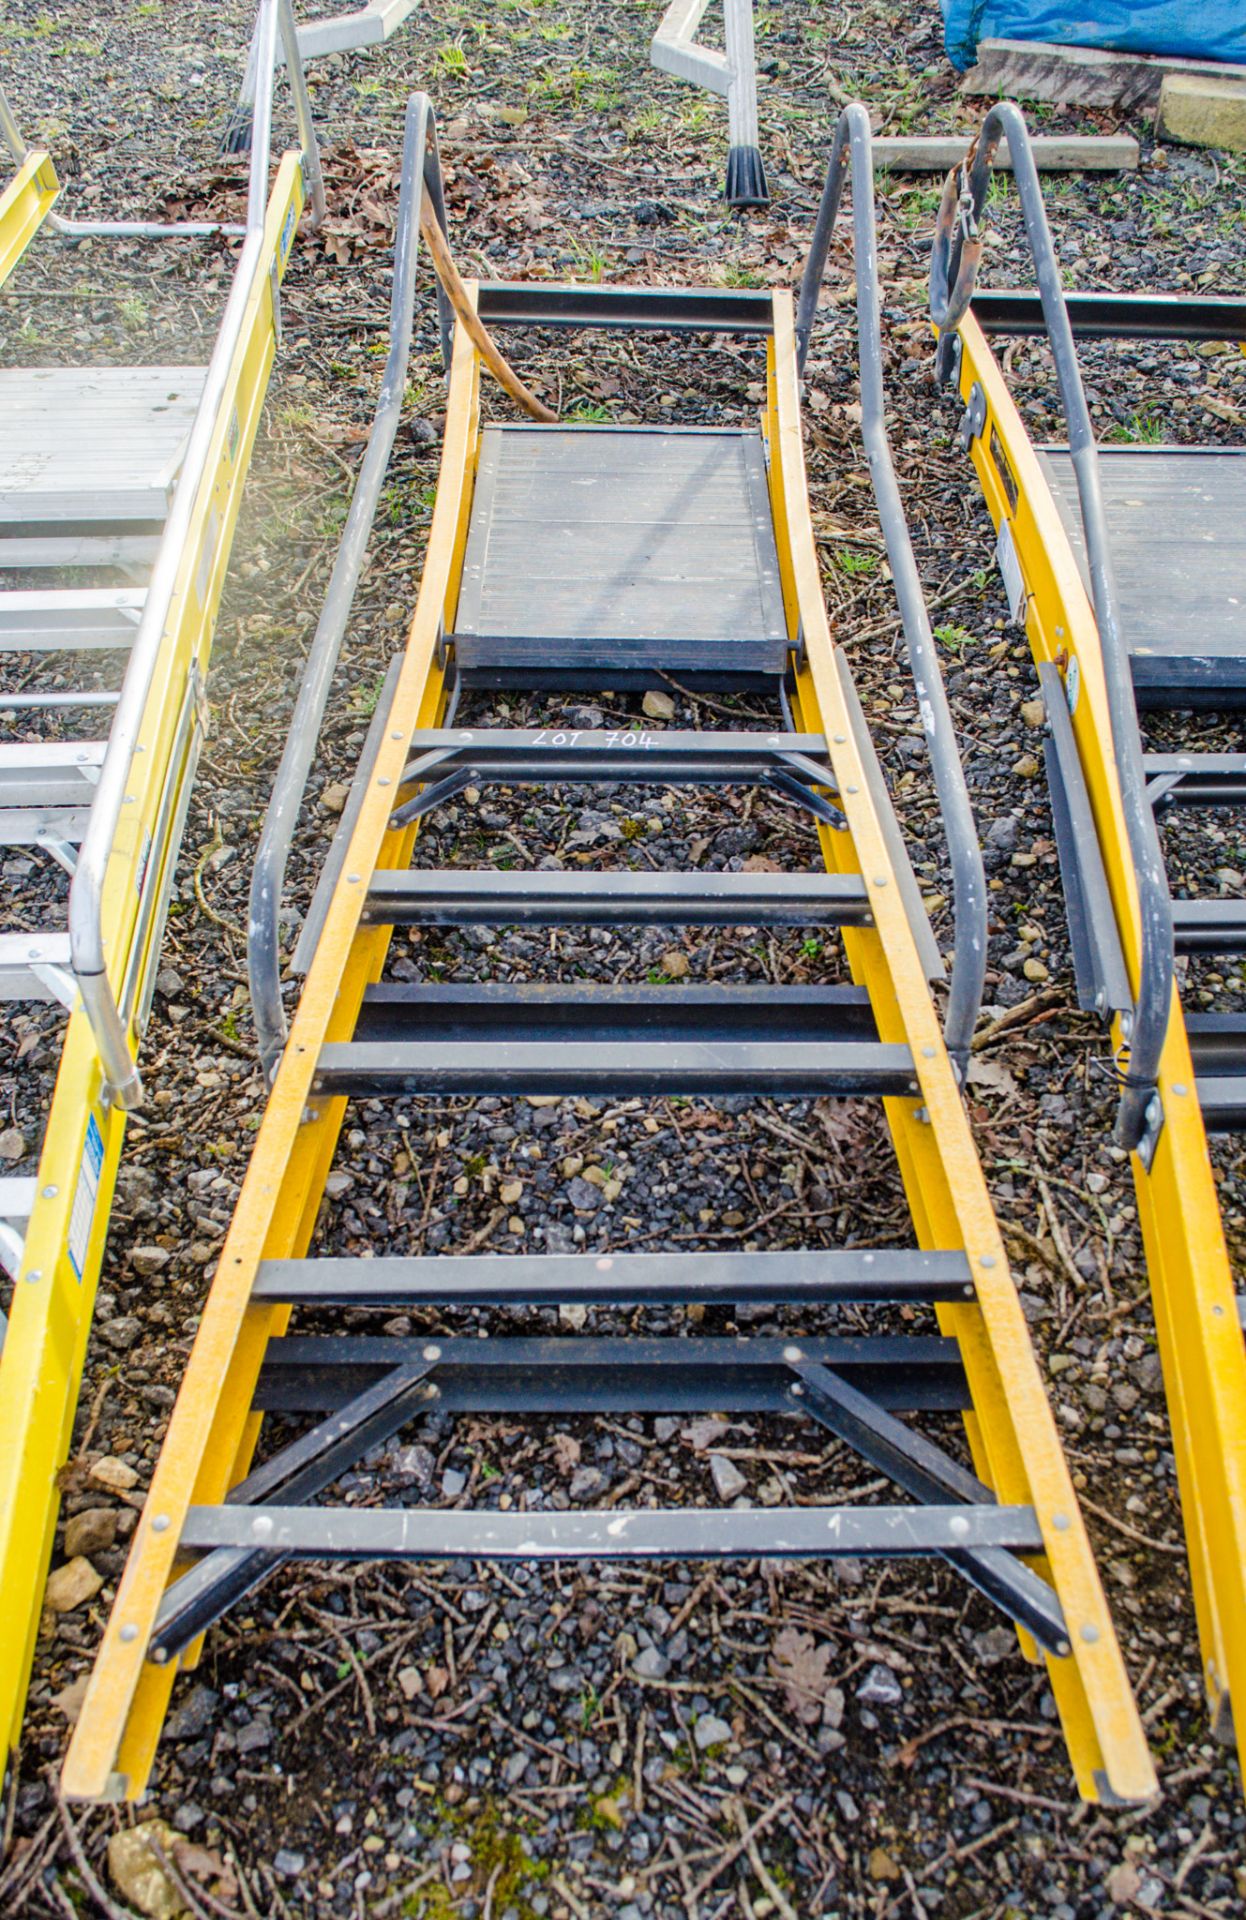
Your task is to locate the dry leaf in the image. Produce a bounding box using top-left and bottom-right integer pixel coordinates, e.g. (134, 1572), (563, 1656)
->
(769, 1626), (835, 1725)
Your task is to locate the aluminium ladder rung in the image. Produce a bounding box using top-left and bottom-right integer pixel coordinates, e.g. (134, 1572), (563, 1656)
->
(253, 1246), (977, 1307)
(363, 868), (873, 928)
(1171, 898), (1246, 956)
(354, 981), (878, 1046)
(0, 741), (106, 812)
(313, 1037), (917, 1099)
(0, 929), (72, 1002)
(0, 806), (92, 849)
(0, 530), (162, 570)
(178, 1501), (1046, 1559)
(0, 587), (147, 652)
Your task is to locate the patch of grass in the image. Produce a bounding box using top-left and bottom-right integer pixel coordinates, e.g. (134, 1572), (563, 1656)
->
(834, 547), (877, 578)
(934, 622), (974, 653)
(1108, 408), (1164, 446)
(568, 401), (612, 424)
(434, 39), (469, 77)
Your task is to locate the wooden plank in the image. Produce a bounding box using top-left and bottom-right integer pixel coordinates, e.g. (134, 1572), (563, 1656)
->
(961, 38), (1246, 112)
(874, 133), (1139, 172)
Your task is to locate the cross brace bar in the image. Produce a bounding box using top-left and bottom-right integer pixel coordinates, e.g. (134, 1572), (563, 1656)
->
(178, 1502), (1046, 1558)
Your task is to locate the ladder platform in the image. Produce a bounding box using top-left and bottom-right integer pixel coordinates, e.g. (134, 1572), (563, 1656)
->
(253, 1245), (977, 1308)
(452, 426), (790, 686)
(0, 365), (206, 525)
(363, 867), (872, 927)
(1038, 447), (1246, 707)
(0, 587), (147, 652)
(354, 980), (878, 1045)
(313, 1036), (917, 1099)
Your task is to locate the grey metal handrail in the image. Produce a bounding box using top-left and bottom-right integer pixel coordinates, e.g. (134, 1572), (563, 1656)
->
(795, 103), (987, 1076)
(61, 0), (325, 1109)
(1, 2), (323, 240)
(929, 102), (1174, 1152)
(249, 91), (453, 1083)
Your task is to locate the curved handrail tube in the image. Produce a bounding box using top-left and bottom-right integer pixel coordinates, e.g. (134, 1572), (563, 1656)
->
(930, 102), (1174, 1151)
(796, 103), (988, 1074)
(249, 93), (452, 1081)
(66, 0), (323, 1108)
(0, 3), (323, 241)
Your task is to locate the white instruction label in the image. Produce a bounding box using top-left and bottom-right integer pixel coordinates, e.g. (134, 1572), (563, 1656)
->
(995, 518), (1026, 626)
(1065, 655), (1080, 715)
(68, 1114), (104, 1282)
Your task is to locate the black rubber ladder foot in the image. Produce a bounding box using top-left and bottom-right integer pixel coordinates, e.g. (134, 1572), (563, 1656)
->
(726, 145), (769, 208)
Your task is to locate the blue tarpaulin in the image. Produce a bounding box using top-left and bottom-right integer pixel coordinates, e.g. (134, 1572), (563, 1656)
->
(942, 2), (1246, 71)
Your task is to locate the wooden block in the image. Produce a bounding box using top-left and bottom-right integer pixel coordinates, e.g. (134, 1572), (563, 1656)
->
(1157, 74), (1246, 153)
(873, 134), (1139, 173)
(960, 37), (1246, 112)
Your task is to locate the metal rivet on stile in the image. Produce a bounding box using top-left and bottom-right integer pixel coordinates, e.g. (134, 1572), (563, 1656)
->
(42, 1185), (57, 1199)
(120, 1624), (138, 1644)
(1080, 1624), (1100, 1645)
(152, 1515), (170, 1533)
(378, 777), (391, 788)
(1052, 1512), (1071, 1531)
(1172, 1083), (1188, 1097)
(833, 734), (846, 744)
(26, 1270), (41, 1285)
(922, 1046), (935, 1059)
(783, 1346), (803, 1363)
(423, 1344), (442, 1361)
(874, 877), (888, 888)
(347, 874), (361, 884)
(979, 1254), (996, 1269)
(790, 1383), (804, 1397)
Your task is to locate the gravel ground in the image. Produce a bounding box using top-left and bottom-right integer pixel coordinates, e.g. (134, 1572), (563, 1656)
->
(2, 2), (1244, 1916)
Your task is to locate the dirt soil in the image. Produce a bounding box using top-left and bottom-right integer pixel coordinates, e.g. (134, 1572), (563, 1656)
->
(2, 1), (1245, 1916)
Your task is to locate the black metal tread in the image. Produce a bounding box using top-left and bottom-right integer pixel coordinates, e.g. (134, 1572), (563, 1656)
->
(254, 1332), (969, 1415)
(1185, 1012), (1246, 1076)
(313, 1038), (916, 1100)
(254, 1246), (974, 1307)
(355, 981), (878, 1047)
(1174, 1016), (1246, 1130)
(363, 868), (872, 928)
(1194, 1076), (1246, 1133)
(1145, 754), (1246, 810)
(1171, 898), (1246, 956)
